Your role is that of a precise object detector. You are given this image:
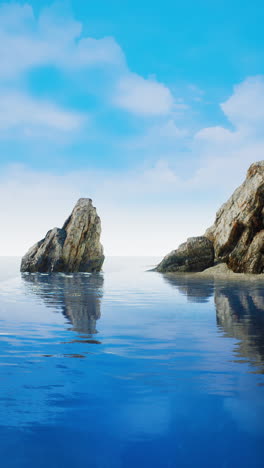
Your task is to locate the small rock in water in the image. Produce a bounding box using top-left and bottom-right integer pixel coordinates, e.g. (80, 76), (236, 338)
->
(20, 198), (104, 273)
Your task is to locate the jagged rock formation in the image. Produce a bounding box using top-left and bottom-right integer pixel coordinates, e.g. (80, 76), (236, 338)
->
(156, 161), (264, 274)
(21, 198), (104, 273)
(155, 236), (214, 273)
(205, 161), (264, 273)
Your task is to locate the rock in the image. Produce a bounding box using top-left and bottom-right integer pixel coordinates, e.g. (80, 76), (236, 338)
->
(61, 198), (104, 272)
(20, 228), (66, 273)
(21, 198), (104, 273)
(155, 236), (214, 273)
(205, 161), (264, 273)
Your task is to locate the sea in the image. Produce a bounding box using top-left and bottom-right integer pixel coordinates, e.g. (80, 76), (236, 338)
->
(0, 256), (263, 467)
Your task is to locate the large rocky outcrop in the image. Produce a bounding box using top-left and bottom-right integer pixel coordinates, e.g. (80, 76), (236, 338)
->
(205, 161), (264, 273)
(21, 198), (104, 273)
(155, 236), (214, 273)
(156, 161), (264, 274)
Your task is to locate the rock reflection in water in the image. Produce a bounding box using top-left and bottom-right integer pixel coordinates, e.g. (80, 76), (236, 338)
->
(162, 274), (214, 303)
(21, 273), (104, 335)
(215, 284), (264, 373)
(161, 273), (264, 373)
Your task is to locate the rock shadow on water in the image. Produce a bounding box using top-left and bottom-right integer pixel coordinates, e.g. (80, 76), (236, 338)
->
(21, 272), (104, 337)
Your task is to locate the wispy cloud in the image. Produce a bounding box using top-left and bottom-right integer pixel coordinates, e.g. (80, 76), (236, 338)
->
(0, 162), (215, 257)
(190, 75), (264, 189)
(2, 75), (264, 255)
(0, 2), (183, 143)
(124, 119), (189, 151)
(0, 3), (124, 78)
(221, 76), (264, 128)
(113, 73), (174, 116)
(0, 91), (85, 137)
(1, 5), (264, 256)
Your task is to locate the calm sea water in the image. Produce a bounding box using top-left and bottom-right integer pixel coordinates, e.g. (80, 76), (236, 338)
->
(0, 256), (264, 467)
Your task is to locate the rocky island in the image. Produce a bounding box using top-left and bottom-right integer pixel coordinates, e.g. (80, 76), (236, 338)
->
(156, 161), (264, 274)
(20, 198), (104, 273)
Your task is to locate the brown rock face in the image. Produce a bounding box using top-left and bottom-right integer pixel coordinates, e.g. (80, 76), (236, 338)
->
(205, 161), (264, 273)
(20, 198), (104, 273)
(155, 236), (214, 273)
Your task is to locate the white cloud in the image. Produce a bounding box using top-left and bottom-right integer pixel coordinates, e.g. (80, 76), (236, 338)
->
(0, 163), (214, 257)
(0, 91), (84, 136)
(0, 2), (34, 32)
(187, 75), (264, 190)
(115, 75), (264, 211)
(72, 37), (125, 68)
(1, 69), (264, 257)
(0, 3), (124, 78)
(152, 119), (188, 138)
(4, 72), (264, 258)
(0, 6), (263, 257)
(0, 3), (127, 140)
(142, 160), (179, 184)
(0, 2), (182, 142)
(193, 76), (264, 159)
(113, 73), (174, 115)
(195, 126), (236, 143)
(123, 118), (188, 152)
(221, 76), (264, 127)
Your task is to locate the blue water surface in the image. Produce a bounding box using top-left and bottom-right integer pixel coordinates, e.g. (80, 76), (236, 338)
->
(0, 256), (263, 468)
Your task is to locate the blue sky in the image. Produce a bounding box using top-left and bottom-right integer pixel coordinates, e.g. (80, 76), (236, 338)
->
(1, 0), (264, 255)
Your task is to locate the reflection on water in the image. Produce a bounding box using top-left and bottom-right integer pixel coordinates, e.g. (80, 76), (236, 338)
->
(0, 258), (263, 468)
(162, 273), (214, 302)
(22, 273), (104, 335)
(215, 284), (264, 373)
(160, 274), (264, 373)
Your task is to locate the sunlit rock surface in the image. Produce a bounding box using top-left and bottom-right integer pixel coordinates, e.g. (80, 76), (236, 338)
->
(205, 161), (264, 273)
(156, 161), (264, 275)
(21, 198), (104, 273)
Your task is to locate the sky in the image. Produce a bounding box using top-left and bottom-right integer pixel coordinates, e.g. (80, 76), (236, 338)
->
(1, 0), (264, 256)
